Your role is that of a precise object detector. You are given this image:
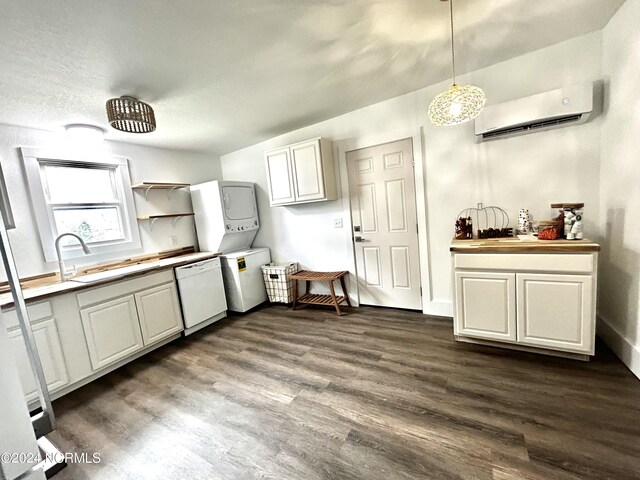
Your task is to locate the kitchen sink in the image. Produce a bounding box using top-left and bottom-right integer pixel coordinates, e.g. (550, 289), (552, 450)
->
(70, 263), (153, 283)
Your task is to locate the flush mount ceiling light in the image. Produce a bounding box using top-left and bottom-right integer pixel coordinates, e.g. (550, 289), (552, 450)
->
(64, 124), (105, 146)
(428, 0), (486, 126)
(106, 96), (156, 133)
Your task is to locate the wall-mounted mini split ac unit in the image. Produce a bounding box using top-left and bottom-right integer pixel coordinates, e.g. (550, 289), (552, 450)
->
(474, 82), (596, 142)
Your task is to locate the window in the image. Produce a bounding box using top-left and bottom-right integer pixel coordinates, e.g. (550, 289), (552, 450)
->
(21, 148), (141, 262)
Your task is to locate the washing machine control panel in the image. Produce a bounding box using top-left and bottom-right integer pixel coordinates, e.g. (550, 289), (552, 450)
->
(225, 219), (259, 232)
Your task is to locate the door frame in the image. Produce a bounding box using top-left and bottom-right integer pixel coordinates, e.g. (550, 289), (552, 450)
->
(334, 126), (439, 315)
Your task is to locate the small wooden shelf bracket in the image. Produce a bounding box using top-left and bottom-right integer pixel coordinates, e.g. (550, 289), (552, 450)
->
(170, 215), (184, 228)
(141, 185), (185, 201)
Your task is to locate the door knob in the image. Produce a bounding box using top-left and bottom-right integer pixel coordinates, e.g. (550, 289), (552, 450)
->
(354, 236), (366, 242)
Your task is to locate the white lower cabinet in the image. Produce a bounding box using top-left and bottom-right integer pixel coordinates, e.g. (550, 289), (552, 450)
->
(135, 282), (183, 345)
(80, 295), (144, 371)
(516, 273), (593, 352)
(77, 270), (185, 373)
(8, 318), (69, 402)
(2, 269), (186, 403)
(452, 252), (598, 357)
(454, 271), (516, 342)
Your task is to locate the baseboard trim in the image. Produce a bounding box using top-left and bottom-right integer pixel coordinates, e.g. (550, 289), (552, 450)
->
(597, 315), (640, 380)
(455, 335), (591, 361)
(423, 300), (453, 317)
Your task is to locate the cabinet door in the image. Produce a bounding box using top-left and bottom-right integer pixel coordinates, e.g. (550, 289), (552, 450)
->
(7, 318), (69, 402)
(265, 147), (296, 205)
(517, 273), (594, 353)
(80, 295), (144, 371)
(291, 139), (326, 202)
(455, 271), (517, 341)
(135, 282), (183, 346)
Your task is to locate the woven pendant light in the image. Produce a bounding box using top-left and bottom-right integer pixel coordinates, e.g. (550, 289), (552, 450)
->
(106, 96), (156, 133)
(428, 0), (486, 126)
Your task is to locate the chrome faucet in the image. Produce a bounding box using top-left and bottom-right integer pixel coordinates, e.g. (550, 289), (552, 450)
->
(55, 233), (92, 282)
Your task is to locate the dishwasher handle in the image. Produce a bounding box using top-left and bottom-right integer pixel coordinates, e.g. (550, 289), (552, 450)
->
(176, 258), (220, 279)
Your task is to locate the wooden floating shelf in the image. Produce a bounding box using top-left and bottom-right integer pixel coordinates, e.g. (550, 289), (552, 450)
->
(137, 213), (194, 230)
(132, 182), (191, 190)
(132, 182), (191, 200)
(137, 213), (194, 220)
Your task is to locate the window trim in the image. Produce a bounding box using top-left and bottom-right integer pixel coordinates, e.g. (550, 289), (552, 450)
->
(20, 148), (141, 263)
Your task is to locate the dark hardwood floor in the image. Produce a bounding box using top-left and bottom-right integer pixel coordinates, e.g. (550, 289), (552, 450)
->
(49, 304), (640, 480)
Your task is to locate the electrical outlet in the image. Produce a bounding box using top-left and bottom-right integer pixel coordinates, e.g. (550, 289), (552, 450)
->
(333, 218), (343, 228)
(169, 235), (178, 246)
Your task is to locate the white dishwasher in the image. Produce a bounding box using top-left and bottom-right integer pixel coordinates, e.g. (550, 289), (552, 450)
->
(175, 257), (227, 336)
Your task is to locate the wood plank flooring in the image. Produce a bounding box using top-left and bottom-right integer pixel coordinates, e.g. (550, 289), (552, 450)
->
(48, 305), (640, 480)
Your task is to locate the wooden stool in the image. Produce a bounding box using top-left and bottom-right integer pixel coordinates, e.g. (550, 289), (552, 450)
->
(290, 270), (352, 316)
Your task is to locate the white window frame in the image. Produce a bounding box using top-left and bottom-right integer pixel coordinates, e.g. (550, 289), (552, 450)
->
(20, 148), (141, 263)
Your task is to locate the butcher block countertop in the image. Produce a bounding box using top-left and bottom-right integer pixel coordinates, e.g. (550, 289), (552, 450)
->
(0, 251), (218, 309)
(450, 236), (600, 253)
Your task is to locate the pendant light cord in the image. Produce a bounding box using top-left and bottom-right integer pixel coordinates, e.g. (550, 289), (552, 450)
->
(449, 0), (456, 85)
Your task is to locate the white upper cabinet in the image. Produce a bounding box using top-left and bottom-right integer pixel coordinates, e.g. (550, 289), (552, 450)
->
(290, 140), (325, 202)
(265, 138), (337, 206)
(265, 147), (295, 205)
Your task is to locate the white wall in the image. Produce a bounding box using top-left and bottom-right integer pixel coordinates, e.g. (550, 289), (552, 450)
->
(598, 0), (640, 379)
(220, 31), (603, 315)
(0, 123), (221, 280)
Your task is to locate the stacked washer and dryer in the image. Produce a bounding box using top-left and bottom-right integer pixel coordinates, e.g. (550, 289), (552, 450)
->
(190, 181), (271, 313)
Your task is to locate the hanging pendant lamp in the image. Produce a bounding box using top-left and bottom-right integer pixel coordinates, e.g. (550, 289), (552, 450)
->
(106, 96), (156, 133)
(428, 0), (486, 126)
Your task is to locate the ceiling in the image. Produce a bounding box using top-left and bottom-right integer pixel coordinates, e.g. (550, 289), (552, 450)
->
(0, 0), (625, 156)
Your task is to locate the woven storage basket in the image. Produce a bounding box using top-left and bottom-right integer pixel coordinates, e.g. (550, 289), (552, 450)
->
(261, 262), (298, 303)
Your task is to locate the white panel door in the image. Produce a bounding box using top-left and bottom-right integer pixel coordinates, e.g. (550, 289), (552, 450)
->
(7, 318), (69, 402)
(347, 138), (421, 309)
(517, 273), (594, 353)
(80, 295), (144, 371)
(455, 271), (517, 341)
(135, 282), (184, 345)
(265, 147), (295, 205)
(291, 139), (325, 202)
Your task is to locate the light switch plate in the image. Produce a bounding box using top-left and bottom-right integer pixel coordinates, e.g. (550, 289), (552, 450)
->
(170, 235), (178, 246)
(334, 218), (343, 228)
